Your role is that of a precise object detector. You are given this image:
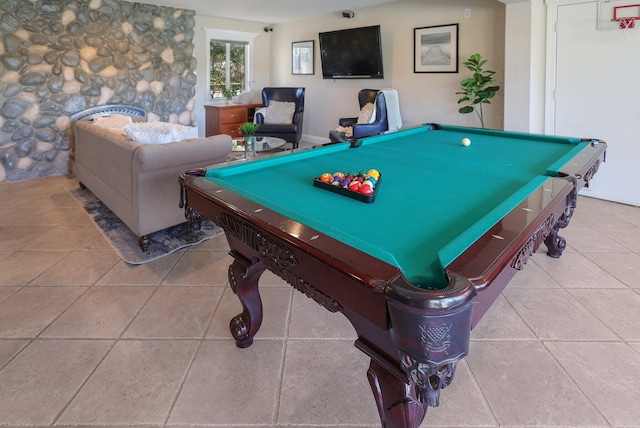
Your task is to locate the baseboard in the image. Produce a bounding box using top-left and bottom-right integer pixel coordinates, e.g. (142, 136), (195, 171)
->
(301, 134), (331, 146)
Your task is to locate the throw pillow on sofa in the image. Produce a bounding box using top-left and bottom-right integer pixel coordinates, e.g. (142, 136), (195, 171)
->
(93, 114), (133, 128)
(123, 122), (198, 144)
(92, 114), (132, 136)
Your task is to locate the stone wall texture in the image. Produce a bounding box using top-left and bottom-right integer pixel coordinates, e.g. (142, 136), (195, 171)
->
(0, 0), (197, 182)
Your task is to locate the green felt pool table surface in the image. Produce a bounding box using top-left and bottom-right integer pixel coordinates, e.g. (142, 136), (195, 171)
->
(203, 124), (591, 289)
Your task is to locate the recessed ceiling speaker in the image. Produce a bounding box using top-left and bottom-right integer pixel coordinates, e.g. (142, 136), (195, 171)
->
(342, 10), (355, 19)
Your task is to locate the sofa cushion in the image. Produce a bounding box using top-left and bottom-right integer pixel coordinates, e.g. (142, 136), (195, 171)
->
(123, 122), (198, 144)
(264, 101), (295, 124)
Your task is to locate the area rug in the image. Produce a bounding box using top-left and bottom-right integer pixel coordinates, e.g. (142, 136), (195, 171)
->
(68, 187), (224, 265)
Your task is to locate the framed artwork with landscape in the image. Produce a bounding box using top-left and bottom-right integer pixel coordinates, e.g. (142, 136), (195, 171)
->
(414, 24), (458, 73)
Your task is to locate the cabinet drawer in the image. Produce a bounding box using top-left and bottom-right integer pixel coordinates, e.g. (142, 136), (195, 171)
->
(221, 108), (247, 124)
(221, 124), (243, 137)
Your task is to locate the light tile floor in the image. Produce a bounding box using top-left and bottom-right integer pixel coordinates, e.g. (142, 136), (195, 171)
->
(1, 174), (639, 428)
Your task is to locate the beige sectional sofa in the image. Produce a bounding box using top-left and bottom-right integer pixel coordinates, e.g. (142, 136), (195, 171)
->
(74, 118), (232, 252)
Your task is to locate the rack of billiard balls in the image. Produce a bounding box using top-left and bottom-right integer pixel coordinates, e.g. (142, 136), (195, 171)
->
(313, 169), (381, 203)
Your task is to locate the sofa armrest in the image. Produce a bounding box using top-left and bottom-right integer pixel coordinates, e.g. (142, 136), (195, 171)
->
(75, 121), (137, 202)
(133, 134), (233, 172)
(131, 134), (233, 236)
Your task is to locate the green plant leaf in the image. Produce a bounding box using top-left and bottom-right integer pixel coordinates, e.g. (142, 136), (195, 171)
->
(456, 53), (500, 128)
(239, 121), (260, 135)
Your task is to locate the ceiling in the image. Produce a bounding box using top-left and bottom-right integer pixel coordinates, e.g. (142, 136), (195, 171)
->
(138, 0), (401, 23)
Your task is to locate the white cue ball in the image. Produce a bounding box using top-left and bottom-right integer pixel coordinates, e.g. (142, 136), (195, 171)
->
(461, 137), (471, 146)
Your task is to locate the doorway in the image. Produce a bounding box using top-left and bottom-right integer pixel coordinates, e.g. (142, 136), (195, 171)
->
(548, 0), (640, 206)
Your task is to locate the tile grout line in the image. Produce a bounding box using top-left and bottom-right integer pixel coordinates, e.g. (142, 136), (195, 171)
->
(161, 277), (230, 426)
(49, 284), (164, 425)
(540, 339), (614, 428)
(271, 286), (294, 426)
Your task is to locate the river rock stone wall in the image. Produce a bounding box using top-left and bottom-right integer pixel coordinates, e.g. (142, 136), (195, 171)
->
(0, 0), (197, 182)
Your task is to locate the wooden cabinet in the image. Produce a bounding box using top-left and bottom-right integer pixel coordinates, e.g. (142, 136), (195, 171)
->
(205, 103), (263, 138)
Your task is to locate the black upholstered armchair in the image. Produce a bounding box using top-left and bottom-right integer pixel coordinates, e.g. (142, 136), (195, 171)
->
(329, 89), (388, 143)
(254, 87), (305, 148)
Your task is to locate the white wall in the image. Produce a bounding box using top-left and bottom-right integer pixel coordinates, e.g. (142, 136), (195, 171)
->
(502, 0), (546, 133)
(264, 0), (505, 142)
(503, 2), (532, 132)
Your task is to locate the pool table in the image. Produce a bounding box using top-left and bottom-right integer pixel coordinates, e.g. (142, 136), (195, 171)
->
(179, 124), (606, 427)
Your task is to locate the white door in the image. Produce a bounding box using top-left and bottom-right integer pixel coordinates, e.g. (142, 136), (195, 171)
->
(553, 1), (640, 206)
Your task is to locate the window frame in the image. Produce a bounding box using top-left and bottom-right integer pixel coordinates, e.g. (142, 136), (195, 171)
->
(204, 29), (259, 100)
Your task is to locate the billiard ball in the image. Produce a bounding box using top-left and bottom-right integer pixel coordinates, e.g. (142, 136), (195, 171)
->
(359, 185), (373, 195)
(320, 173), (332, 183)
(461, 137), (471, 147)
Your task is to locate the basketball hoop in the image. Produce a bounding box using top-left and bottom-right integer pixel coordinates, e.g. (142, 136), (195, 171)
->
(612, 3), (640, 27)
(615, 16), (637, 28)
(612, 3), (640, 42)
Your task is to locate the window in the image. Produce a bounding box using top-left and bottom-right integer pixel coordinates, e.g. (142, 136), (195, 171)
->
(204, 29), (259, 100)
(210, 40), (247, 99)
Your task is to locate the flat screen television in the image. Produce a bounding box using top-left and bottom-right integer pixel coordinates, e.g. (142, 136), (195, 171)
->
(318, 25), (384, 79)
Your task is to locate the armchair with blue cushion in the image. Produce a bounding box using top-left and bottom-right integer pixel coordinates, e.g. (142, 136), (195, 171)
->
(329, 89), (389, 143)
(254, 87), (305, 149)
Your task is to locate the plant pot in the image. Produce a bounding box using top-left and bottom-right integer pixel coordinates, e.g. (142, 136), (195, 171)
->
(245, 135), (256, 157)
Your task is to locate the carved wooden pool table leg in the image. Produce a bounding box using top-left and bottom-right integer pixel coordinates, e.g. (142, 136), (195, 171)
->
(544, 227), (567, 258)
(228, 257), (266, 348)
(545, 178), (577, 258)
(367, 359), (428, 428)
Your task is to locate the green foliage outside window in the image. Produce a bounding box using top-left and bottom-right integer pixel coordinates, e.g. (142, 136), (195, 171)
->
(210, 40), (246, 99)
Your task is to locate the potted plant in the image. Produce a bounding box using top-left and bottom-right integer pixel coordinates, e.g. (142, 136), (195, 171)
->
(456, 53), (500, 129)
(222, 88), (234, 104)
(239, 122), (260, 156)
(239, 121), (259, 136)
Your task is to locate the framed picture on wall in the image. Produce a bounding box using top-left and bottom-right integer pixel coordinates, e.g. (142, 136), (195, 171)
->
(414, 24), (459, 73)
(292, 40), (314, 75)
